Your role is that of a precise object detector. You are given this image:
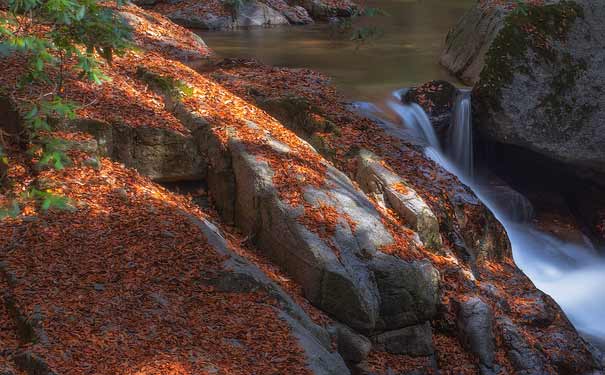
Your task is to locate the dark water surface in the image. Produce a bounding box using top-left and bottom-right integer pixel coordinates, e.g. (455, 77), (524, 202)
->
(199, 0), (474, 101)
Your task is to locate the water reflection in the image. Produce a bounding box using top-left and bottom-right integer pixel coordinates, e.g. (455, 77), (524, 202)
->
(200, 0), (474, 101)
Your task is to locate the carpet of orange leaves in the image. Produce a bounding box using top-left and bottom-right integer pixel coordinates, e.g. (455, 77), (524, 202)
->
(120, 4), (214, 61)
(0, 279), (25, 375)
(153, 0), (230, 18)
(0, 154), (313, 375)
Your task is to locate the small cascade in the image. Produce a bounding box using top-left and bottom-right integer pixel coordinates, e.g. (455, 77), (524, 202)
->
(448, 89), (473, 178)
(356, 88), (605, 342)
(387, 100), (441, 150)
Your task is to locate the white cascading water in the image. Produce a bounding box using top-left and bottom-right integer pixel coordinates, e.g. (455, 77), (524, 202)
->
(448, 89), (473, 178)
(355, 91), (605, 343)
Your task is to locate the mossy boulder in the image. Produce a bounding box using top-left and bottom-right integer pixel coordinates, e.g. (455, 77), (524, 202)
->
(443, 0), (605, 181)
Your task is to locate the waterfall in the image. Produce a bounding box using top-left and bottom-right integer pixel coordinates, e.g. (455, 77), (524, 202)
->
(387, 100), (441, 150)
(448, 89), (473, 178)
(353, 89), (605, 342)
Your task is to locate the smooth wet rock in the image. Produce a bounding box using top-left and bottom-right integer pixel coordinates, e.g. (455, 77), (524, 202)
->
(447, 186), (511, 262)
(455, 297), (496, 373)
(371, 321), (434, 356)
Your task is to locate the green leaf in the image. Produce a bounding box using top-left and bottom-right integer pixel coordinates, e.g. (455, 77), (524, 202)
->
(0, 200), (20, 219)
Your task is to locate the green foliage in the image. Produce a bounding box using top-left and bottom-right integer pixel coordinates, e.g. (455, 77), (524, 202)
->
(37, 138), (72, 170)
(0, 200), (20, 219)
(136, 67), (194, 99)
(1, 0), (132, 85)
(0, 145), (7, 167)
(25, 97), (77, 131)
(23, 188), (73, 211)
(0, 0), (131, 217)
(511, 0), (529, 16)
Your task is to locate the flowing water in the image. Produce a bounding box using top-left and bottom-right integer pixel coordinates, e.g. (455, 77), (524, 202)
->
(448, 89), (473, 177)
(357, 93), (605, 343)
(201, 0), (474, 101)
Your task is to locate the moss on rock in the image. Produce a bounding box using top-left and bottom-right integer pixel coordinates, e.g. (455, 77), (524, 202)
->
(477, 1), (584, 111)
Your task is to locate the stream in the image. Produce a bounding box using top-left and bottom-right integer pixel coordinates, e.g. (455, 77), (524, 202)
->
(201, 0), (605, 348)
(201, 0), (474, 102)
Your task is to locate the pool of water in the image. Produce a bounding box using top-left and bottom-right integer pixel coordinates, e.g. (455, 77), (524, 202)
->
(199, 0), (474, 102)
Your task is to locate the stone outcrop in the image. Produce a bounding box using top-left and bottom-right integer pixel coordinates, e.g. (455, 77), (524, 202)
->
(440, 3), (508, 86)
(356, 150), (442, 251)
(496, 316), (547, 374)
(371, 322), (434, 356)
(191, 216), (350, 375)
(137, 0), (355, 30)
(298, 0), (355, 19)
(73, 119), (206, 182)
(167, 5), (235, 30)
(442, 0), (605, 182)
(134, 68), (441, 339)
(331, 323), (372, 364)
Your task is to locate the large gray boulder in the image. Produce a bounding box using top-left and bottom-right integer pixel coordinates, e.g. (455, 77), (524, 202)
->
(237, 0), (289, 27)
(443, 0), (605, 181)
(167, 0), (289, 30)
(135, 69), (441, 335)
